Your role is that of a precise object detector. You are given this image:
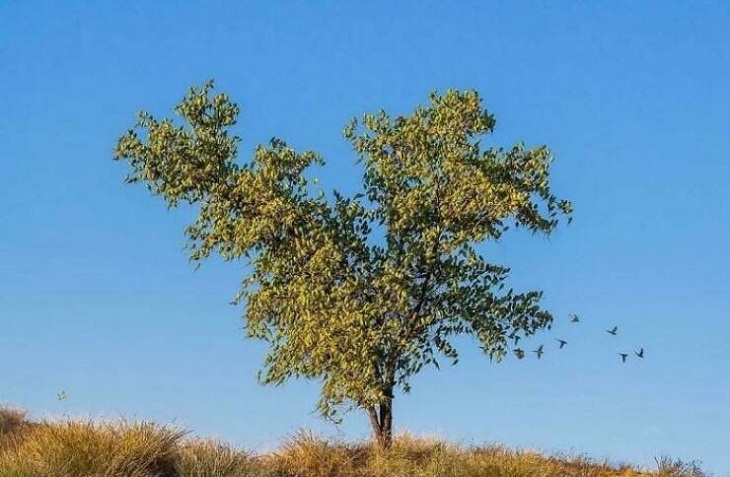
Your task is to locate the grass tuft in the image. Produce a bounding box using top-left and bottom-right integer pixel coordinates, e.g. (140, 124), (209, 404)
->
(0, 407), (30, 437)
(0, 412), (185, 477)
(174, 438), (252, 477)
(273, 430), (366, 477)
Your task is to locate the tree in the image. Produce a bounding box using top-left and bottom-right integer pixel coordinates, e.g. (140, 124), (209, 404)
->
(114, 81), (573, 449)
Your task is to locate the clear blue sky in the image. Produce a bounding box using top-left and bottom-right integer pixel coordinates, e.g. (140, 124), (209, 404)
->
(2, 1), (729, 474)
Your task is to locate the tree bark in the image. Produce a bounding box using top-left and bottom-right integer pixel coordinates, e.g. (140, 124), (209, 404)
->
(380, 396), (393, 448)
(367, 394), (394, 449)
(368, 406), (383, 446)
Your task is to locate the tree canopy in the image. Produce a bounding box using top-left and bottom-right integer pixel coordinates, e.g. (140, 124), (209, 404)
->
(114, 81), (572, 447)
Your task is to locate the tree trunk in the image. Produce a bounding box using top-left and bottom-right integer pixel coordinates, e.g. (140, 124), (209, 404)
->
(380, 396), (393, 448)
(367, 395), (394, 449)
(368, 407), (383, 445)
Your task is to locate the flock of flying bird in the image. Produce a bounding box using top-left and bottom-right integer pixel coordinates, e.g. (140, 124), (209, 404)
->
(513, 314), (645, 363)
(54, 314), (643, 401)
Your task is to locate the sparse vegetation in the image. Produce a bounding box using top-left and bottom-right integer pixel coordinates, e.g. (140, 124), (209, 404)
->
(0, 406), (707, 477)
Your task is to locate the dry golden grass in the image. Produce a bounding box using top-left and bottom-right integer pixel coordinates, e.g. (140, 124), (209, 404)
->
(0, 407), (29, 436)
(174, 438), (253, 477)
(0, 418), (184, 477)
(0, 406), (707, 477)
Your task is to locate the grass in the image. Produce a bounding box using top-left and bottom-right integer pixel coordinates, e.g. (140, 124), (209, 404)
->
(0, 406), (707, 477)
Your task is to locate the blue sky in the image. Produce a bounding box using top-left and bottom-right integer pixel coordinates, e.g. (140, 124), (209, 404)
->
(2, 1), (729, 474)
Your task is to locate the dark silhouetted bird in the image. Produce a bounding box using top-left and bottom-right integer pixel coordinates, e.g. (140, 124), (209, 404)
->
(618, 353), (629, 363)
(533, 345), (544, 359)
(514, 348), (525, 360)
(512, 335), (521, 345)
(556, 339), (567, 349)
(606, 326), (618, 336)
(635, 348), (644, 358)
(570, 314), (580, 323)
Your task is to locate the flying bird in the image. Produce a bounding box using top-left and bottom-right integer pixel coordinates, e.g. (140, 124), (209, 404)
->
(635, 348), (644, 358)
(606, 326), (618, 336)
(56, 391), (67, 401)
(569, 314), (580, 323)
(556, 339), (568, 349)
(618, 353), (629, 363)
(533, 345), (544, 359)
(514, 348), (525, 360)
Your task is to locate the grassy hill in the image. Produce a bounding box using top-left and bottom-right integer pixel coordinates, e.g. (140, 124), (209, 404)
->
(0, 406), (706, 477)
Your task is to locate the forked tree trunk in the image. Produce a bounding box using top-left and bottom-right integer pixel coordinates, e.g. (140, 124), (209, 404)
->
(368, 395), (393, 449)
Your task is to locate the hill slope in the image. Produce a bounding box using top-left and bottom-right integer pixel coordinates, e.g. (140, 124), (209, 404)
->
(0, 406), (706, 477)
